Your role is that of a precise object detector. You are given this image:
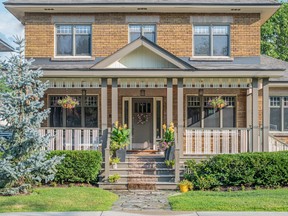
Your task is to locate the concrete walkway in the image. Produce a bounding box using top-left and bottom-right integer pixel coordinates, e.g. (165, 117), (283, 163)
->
(1, 212), (288, 216)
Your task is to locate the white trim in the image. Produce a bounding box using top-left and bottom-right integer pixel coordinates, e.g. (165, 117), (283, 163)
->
(42, 78), (101, 88)
(184, 78), (251, 88)
(153, 97), (163, 150)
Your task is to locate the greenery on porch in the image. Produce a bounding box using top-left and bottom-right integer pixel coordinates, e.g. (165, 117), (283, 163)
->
(0, 187), (118, 213)
(169, 188), (288, 211)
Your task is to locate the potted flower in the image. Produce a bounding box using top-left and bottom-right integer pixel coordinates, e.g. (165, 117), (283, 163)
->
(57, 96), (79, 109)
(165, 159), (175, 169)
(110, 157), (120, 169)
(178, 180), (193, 193)
(208, 96), (226, 109)
(108, 174), (121, 183)
(160, 122), (175, 160)
(110, 121), (130, 162)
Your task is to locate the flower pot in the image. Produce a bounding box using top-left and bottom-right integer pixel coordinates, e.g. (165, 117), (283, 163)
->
(179, 185), (189, 193)
(165, 147), (171, 161)
(112, 163), (118, 169)
(116, 148), (126, 162)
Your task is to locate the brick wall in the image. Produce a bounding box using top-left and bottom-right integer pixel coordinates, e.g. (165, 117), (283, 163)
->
(24, 13), (260, 58)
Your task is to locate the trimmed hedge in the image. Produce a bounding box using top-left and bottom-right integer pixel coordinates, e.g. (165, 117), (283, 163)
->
(184, 151), (288, 190)
(48, 151), (102, 184)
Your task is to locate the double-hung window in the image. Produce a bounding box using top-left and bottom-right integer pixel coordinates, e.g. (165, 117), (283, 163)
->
(129, 24), (156, 43)
(56, 25), (91, 56)
(49, 96), (98, 128)
(270, 96), (288, 131)
(194, 25), (230, 57)
(187, 96), (236, 128)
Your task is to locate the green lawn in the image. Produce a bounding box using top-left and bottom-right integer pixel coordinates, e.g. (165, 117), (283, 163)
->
(0, 187), (118, 213)
(169, 188), (288, 211)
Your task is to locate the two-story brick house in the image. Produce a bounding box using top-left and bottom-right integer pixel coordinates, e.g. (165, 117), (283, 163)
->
(3, 0), (288, 189)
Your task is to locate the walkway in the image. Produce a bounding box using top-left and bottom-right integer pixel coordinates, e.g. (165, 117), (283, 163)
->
(112, 190), (177, 211)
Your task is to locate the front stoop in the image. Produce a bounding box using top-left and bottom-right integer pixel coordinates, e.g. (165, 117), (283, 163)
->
(98, 154), (184, 190)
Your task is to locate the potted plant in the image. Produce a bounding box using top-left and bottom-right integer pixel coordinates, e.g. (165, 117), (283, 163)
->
(57, 96), (79, 109)
(165, 159), (175, 169)
(160, 122), (175, 160)
(208, 96), (226, 109)
(110, 157), (120, 169)
(110, 121), (130, 162)
(108, 174), (121, 183)
(178, 180), (193, 193)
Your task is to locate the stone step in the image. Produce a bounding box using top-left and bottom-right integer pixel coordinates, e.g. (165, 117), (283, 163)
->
(110, 168), (178, 175)
(127, 155), (165, 163)
(102, 162), (173, 169)
(98, 182), (178, 190)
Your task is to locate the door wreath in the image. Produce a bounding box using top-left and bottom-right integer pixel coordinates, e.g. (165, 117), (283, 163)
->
(136, 113), (149, 125)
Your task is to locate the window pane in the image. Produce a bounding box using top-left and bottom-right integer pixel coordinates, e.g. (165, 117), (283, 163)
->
(76, 35), (91, 55)
(223, 108), (236, 128)
(212, 26), (229, 35)
(270, 97), (281, 107)
(66, 108), (81, 127)
(213, 35), (228, 56)
(204, 108), (220, 128)
(124, 100), (129, 127)
(57, 35), (73, 55)
(129, 25), (141, 42)
(194, 35), (210, 56)
(57, 25), (72, 34)
(143, 25), (156, 42)
(75, 26), (91, 34)
(50, 107), (63, 127)
(194, 26), (210, 35)
(270, 108), (281, 131)
(156, 101), (161, 139)
(85, 107), (98, 127)
(187, 108), (201, 127)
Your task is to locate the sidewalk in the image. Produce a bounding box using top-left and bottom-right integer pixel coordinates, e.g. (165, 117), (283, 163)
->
(1, 212), (288, 216)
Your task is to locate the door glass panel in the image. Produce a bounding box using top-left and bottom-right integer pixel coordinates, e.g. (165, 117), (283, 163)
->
(124, 100), (129, 127)
(156, 100), (161, 139)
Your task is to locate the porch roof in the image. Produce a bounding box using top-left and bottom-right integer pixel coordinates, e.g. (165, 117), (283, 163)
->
(0, 38), (14, 52)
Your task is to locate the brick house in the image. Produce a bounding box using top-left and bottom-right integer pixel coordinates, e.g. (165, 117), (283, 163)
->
(4, 0), (288, 189)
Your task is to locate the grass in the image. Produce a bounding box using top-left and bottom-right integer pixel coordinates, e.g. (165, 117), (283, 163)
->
(169, 188), (288, 211)
(0, 187), (118, 213)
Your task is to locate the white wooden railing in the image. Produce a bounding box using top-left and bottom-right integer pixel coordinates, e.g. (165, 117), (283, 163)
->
(268, 135), (288, 152)
(39, 128), (101, 150)
(185, 128), (251, 155)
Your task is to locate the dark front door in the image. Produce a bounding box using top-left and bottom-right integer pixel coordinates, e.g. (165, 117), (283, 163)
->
(132, 98), (153, 150)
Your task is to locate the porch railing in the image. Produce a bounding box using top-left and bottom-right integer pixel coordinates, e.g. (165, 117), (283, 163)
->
(39, 127), (101, 150)
(185, 128), (251, 155)
(268, 135), (288, 152)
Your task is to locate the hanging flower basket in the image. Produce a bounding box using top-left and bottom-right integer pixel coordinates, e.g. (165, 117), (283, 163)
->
(57, 96), (79, 109)
(208, 96), (226, 109)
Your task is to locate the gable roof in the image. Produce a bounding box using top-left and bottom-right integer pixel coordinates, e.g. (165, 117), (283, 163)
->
(91, 36), (195, 70)
(0, 38), (14, 52)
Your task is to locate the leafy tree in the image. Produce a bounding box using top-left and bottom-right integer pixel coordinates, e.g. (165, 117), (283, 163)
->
(261, 2), (288, 61)
(0, 38), (63, 196)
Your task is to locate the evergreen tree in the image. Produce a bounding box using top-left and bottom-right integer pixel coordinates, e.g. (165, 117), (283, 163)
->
(0, 38), (63, 196)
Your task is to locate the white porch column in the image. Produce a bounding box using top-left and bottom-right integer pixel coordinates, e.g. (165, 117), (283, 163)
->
(246, 88), (252, 128)
(111, 78), (118, 124)
(167, 78), (173, 125)
(252, 78), (259, 152)
(177, 78), (184, 156)
(262, 78), (270, 152)
(101, 78), (108, 130)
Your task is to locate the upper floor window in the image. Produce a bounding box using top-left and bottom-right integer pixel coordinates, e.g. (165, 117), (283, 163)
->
(129, 24), (156, 43)
(193, 25), (229, 57)
(56, 25), (91, 56)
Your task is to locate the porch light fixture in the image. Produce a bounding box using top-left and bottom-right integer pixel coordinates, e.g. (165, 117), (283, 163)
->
(198, 89), (204, 96)
(82, 89), (87, 97)
(140, 89), (145, 96)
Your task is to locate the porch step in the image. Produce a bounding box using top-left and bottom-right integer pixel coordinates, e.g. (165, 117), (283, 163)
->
(127, 150), (159, 155)
(98, 182), (178, 190)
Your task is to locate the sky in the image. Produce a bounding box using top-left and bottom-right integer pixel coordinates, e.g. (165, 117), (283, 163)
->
(0, 0), (23, 58)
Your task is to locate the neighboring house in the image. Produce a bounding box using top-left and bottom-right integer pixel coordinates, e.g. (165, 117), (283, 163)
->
(0, 38), (14, 52)
(4, 0), (288, 189)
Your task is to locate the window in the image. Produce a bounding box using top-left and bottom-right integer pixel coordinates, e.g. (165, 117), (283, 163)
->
(194, 25), (229, 57)
(186, 96), (236, 128)
(270, 96), (288, 131)
(129, 24), (156, 43)
(49, 96), (98, 127)
(56, 25), (91, 56)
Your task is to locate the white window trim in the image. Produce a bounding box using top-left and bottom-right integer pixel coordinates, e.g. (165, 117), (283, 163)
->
(128, 23), (157, 43)
(269, 96), (288, 132)
(54, 24), (92, 58)
(191, 24), (231, 59)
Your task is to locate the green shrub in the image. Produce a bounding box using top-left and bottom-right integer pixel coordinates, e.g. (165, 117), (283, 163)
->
(184, 151), (288, 190)
(48, 151), (102, 184)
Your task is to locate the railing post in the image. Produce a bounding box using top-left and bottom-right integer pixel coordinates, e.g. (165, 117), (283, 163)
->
(104, 128), (111, 182)
(174, 127), (180, 183)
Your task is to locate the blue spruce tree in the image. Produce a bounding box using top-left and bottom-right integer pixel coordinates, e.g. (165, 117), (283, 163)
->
(0, 38), (63, 195)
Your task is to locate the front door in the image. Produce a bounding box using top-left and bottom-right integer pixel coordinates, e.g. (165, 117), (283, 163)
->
(132, 98), (153, 150)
